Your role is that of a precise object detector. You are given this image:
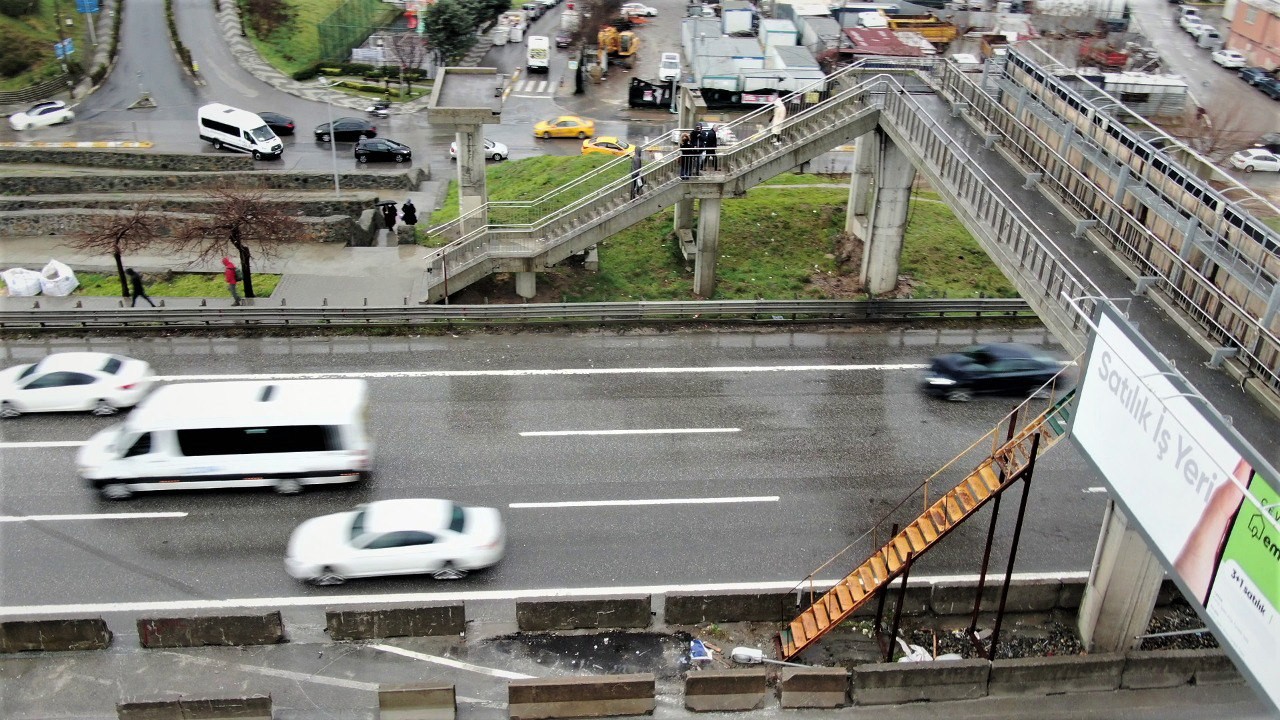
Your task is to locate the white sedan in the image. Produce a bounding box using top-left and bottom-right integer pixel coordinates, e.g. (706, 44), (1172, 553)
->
(0, 352), (154, 418)
(8, 100), (75, 131)
(621, 2), (657, 15)
(1211, 49), (1247, 69)
(1229, 148), (1280, 173)
(449, 138), (509, 161)
(286, 499), (506, 585)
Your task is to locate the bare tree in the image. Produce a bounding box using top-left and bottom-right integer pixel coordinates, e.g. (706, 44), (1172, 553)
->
(66, 201), (163, 297)
(385, 32), (431, 96)
(1172, 100), (1260, 163)
(174, 186), (311, 299)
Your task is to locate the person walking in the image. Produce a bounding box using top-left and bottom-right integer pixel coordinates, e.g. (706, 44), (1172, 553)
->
(381, 203), (397, 231)
(400, 199), (418, 226)
(629, 149), (645, 199)
(700, 123), (718, 172)
(126, 268), (155, 307)
(679, 132), (694, 179)
(222, 256), (242, 306)
(770, 97), (787, 145)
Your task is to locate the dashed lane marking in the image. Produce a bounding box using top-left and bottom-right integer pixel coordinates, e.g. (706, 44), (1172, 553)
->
(519, 427), (740, 437)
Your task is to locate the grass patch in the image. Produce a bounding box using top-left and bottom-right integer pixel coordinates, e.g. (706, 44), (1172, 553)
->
(74, 272), (281, 297)
(425, 154), (621, 230)
(902, 191), (1017, 298)
(245, 0), (397, 77)
(0, 0), (77, 92)
(759, 173), (844, 186)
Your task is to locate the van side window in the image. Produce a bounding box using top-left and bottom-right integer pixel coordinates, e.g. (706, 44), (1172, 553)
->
(244, 131), (253, 142)
(175, 425), (338, 456)
(124, 433), (152, 457)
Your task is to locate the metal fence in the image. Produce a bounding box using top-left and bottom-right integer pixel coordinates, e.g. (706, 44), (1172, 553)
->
(317, 0), (394, 63)
(0, 76), (72, 105)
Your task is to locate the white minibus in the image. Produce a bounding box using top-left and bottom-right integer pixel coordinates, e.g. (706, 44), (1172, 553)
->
(197, 103), (284, 160)
(527, 35), (550, 72)
(78, 379), (373, 500)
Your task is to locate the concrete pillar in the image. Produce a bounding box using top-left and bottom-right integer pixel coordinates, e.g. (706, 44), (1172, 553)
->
(515, 271), (537, 299)
(693, 197), (722, 297)
(859, 132), (916, 295)
(673, 85), (705, 250)
(844, 133), (876, 237)
(455, 124), (488, 234)
(1077, 501), (1164, 653)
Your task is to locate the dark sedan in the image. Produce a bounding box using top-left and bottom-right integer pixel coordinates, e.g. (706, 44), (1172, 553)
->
(922, 343), (1070, 402)
(354, 138), (411, 163)
(257, 111), (295, 136)
(314, 118), (377, 142)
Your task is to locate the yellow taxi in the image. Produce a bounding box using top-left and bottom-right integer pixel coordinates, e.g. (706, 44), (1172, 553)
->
(533, 115), (595, 139)
(581, 136), (636, 157)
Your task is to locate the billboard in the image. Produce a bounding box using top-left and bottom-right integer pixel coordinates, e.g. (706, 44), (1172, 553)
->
(1073, 304), (1278, 712)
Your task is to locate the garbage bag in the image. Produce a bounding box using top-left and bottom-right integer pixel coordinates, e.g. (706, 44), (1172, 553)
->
(1, 267), (44, 296)
(39, 259), (79, 297)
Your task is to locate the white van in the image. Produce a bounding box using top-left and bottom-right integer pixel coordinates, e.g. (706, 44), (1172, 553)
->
(197, 103), (284, 160)
(77, 379), (373, 500)
(528, 35), (550, 72)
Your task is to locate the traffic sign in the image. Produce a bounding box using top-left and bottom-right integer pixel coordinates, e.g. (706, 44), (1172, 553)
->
(53, 38), (75, 59)
(75, 0), (99, 13)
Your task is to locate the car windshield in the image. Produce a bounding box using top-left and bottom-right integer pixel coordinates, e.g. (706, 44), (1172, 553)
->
(958, 347), (999, 366)
(16, 363), (38, 380)
(249, 125), (275, 142)
(350, 509), (366, 540)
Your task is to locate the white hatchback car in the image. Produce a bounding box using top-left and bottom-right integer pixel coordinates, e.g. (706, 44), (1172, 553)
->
(621, 2), (657, 15)
(286, 498), (506, 585)
(0, 352), (154, 417)
(1211, 49), (1247, 68)
(659, 52), (681, 82)
(1229, 148), (1280, 173)
(449, 138), (509, 161)
(8, 100), (75, 131)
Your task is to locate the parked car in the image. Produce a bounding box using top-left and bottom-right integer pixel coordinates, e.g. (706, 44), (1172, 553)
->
(1257, 76), (1280, 99)
(1182, 21), (1210, 37)
(533, 115), (595, 139)
(1255, 132), (1280, 153)
(314, 117), (376, 142)
(621, 2), (657, 15)
(921, 343), (1070, 402)
(1210, 49), (1247, 69)
(1188, 23), (1217, 40)
(1238, 66), (1272, 85)
(0, 352), (154, 418)
(658, 52), (681, 82)
(521, 1), (544, 18)
(581, 136), (635, 156)
(449, 138), (509, 161)
(285, 498), (506, 585)
(354, 137), (411, 163)
(7, 100), (74, 131)
(1230, 148), (1280, 173)
(1177, 13), (1202, 31)
(555, 29), (574, 47)
(256, 111), (295, 136)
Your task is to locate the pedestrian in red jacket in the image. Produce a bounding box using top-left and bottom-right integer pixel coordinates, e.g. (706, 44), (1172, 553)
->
(222, 257), (242, 306)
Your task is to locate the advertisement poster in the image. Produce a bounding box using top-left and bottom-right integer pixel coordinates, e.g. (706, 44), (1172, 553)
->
(1073, 308), (1278, 711)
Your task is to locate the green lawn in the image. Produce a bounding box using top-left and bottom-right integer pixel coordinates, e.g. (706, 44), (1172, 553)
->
(245, 0), (397, 77)
(0, 0), (82, 91)
(901, 192), (1018, 298)
(74, 272), (281, 297)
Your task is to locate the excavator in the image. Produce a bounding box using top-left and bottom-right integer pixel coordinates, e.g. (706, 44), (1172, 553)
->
(597, 26), (640, 68)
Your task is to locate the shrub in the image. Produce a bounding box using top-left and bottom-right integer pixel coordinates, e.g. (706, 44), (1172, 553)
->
(0, 28), (42, 77)
(0, 0), (37, 18)
(291, 64), (321, 80)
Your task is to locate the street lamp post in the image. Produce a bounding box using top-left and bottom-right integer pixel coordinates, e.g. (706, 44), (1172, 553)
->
(318, 78), (341, 198)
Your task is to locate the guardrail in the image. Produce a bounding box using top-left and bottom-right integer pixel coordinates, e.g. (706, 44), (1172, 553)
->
(0, 76), (71, 106)
(0, 299), (1034, 331)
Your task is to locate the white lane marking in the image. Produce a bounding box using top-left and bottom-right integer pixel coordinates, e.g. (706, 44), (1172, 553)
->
(520, 427), (740, 437)
(162, 652), (380, 691)
(0, 512), (188, 523)
(1083, 487), (1108, 493)
(510, 496), (779, 509)
(536, 80), (547, 93)
(370, 644), (535, 680)
(152, 363), (927, 382)
(0, 440), (87, 448)
(0, 573), (1091, 617)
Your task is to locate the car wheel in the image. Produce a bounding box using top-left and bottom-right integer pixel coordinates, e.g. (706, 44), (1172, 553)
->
(432, 562), (468, 581)
(252, 150), (263, 160)
(212, 140), (223, 150)
(394, 154), (405, 163)
(363, 132), (374, 139)
(536, 131), (546, 139)
(0, 401), (21, 419)
(1244, 165), (1255, 173)
(91, 399), (118, 416)
(312, 566), (346, 586)
(100, 483), (133, 501)
(357, 154), (368, 163)
(945, 388), (972, 402)
(577, 131), (587, 139)
(275, 478), (303, 495)
(319, 133), (331, 142)
(491, 152), (506, 161)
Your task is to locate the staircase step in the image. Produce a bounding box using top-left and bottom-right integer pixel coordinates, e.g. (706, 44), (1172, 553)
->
(801, 609), (821, 638)
(812, 599), (831, 627)
(789, 617), (810, 645)
(869, 555), (888, 581)
(835, 582), (856, 610)
(930, 507), (951, 532)
(857, 566), (876, 593)
(915, 516), (939, 543)
(977, 464), (1002, 492)
(945, 495), (966, 523)
(893, 536), (912, 564)
(905, 525), (927, 552)
(967, 475), (992, 501)
(846, 577), (867, 603)
(884, 546), (902, 572)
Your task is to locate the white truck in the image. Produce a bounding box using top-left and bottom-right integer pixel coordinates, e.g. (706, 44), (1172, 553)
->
(500, 9), (529, 42)
(527, 35), (551, 72)
(560, 3), (580, 31)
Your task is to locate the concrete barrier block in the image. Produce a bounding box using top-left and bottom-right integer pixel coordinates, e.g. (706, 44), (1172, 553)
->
(1122, 648), (1220, 689)
(684, 669), (768, 712)
(0, 617), (112, 652)
(929, 579), (1061, 616)
(117, 695), (271, 719)
(778, 667), (849, 708)
(136, 613), (285, 648)
(1057, 579), (1086, 609)
(989, 654), (1123, 696)
(327, 604), (465, 640)
(379, 684), (455, 720)
(1191, 650), (1243, 685)
(664, 592), (789, 624)
(852, 659), (990, 705)
(516, 597), (650, 631)
(508, 673), (655, 720)
(848, 584), (932, 618)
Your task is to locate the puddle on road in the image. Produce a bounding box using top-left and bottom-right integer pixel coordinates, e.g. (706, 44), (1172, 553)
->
(484, 630), (693, 679)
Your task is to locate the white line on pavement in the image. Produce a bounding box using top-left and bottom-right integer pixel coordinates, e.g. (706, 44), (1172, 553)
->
(162, 651), (380, 691)
(152, 363), (928, 382)
(1083, 487), (1108, 493)
(520, 428), (740, 437)
(510, 496), (779, 509)
(0, 440), (87, 448)
(0, 512), (188, 523)
(0, 573), (1091, 617)
(370, 644), (535, 680)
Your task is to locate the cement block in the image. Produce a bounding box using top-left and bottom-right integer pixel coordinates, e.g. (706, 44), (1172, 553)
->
(849, 584), (931, 618)
(664, 592), (789, 624)
(778, 667), (849, 708)
(516, 597), (650, 631)
(1122, 649), (1214, 689)
(117, 695), (271, 719)
(684, 669), (768, 712)
(1191, 650), (1244, 685)
(327, 604), (465, 640)
(508, 673), (655, 720)
(929, 579), (1061, 616)
(852, 659), (990, 705)
(1057, 579), (1086, 609)
(989, 654), (1124, 696)
(0, 617), (112, 653)
(379, 684), (456, 720)
(136, 613), (285, 648)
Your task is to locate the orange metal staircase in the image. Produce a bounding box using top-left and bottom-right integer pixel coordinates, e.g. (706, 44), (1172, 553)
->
(778, 390), (1075, 660)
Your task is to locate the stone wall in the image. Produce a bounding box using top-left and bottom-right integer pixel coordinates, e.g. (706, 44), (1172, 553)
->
(0, 167), (428, 196)
(0, 148), (255, 171)
(0, 196), (373, 218)
(0, 209), (369, 246)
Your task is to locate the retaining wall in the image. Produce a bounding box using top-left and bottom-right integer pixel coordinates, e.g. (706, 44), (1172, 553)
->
(684, 669), (768, 712)
(326, 604), (465, 640)
(988, 654), (1125, 696)
(516, 596), (652, 631)
(116, 694), (272, 719)
(665, 592), (790, 624)
(851, 659), (991, 705)
(0, 617), (112, 652)
(0, 209), (367, 246)
(136, 613), (285, 648)
(0, 196), (373, 218)
(507, 673), (655, 720)
(0, 168), (427, 196)
(0, 148), (255, 171)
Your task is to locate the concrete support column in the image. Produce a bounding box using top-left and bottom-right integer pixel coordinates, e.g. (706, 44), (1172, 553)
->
(1077, 500), (1164, 653)
(455, 124), (488, 234)
(859, 132), (916, 295)
(515, 271), (537, 300)
(844, 133), (876, 237)
(693, 197), (722, 298)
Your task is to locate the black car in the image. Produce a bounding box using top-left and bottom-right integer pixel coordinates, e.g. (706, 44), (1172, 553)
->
(1256, 132), (1280, 154)
(1258, 77), (1280, 100)
(354, 137), (412, 163)
(314, 117), (377, 142)
(1238, 67), (1272, 86)
(555, 30), (574, 47)
(257, 111), (295, 136)
(922, 343), (1069, 402)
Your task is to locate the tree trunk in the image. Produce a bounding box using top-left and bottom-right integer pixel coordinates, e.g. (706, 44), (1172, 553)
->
(239, 245), (255, 298)
(114, 251), (128, 298)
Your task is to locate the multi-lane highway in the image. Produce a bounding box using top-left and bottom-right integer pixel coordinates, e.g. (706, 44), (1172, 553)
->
(0, 328), (1105, 612)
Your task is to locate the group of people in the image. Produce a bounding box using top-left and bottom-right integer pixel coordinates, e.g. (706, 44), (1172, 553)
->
(124, 257), (242, 308)
(379, 198), (418, 231)
(678, 123), (720, 180)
